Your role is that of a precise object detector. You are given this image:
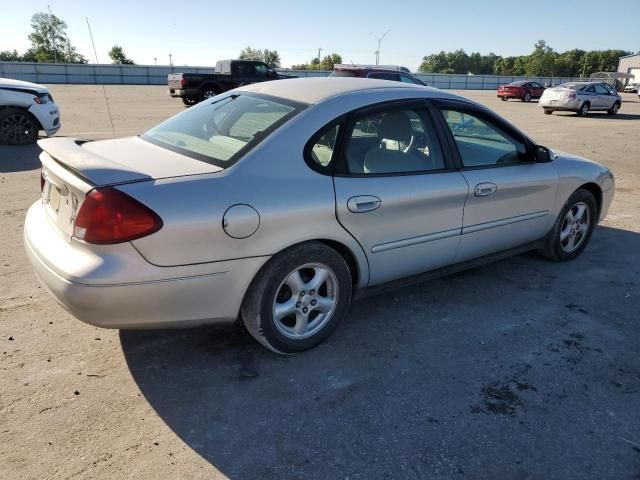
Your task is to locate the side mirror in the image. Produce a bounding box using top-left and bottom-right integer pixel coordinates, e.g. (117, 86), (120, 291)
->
(533, 145), (552, 163)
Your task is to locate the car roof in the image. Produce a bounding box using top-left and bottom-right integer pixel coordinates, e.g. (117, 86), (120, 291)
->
(238, 77), (432, 104)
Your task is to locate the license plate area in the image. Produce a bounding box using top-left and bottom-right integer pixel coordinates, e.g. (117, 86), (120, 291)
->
(47, 184), (62, 213)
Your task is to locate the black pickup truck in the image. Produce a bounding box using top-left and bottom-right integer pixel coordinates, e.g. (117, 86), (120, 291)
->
(168, 60), (295, 105)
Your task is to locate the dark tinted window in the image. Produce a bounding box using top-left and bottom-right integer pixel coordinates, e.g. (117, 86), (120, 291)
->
(344, 105), (444, 175)
(330, 70), (357, 77)
(367, 72), (399, 81)
(400, 74), (420, 84)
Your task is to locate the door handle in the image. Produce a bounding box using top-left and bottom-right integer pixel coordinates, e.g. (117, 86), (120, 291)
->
(474, 183), (497, 197)
(347, 195), (382, 213)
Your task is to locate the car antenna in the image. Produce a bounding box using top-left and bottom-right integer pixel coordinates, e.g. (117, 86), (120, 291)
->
(86, 17), (116, 138)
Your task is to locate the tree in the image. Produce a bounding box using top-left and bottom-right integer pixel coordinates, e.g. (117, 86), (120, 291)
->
(291, 53), (342, 71)
(0, 50), (22, 61)
(238, 47), (281, 68)
(27, 11), (87, 63)
(108, 45), (135, 65)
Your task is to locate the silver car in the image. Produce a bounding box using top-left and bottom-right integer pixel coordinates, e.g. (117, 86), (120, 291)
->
(24, 78), (615, 353)
(539, 81), (622, 116)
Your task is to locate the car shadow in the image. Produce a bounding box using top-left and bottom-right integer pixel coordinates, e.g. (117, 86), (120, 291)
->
(553, 112), (640, 120)
(0, 143), (42, 173)
(120, 225), (640, 479)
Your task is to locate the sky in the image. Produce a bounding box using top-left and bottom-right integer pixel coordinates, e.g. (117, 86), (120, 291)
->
(1, 0), (638, 70)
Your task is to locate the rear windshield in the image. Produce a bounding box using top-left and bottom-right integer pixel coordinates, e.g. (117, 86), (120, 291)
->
(508, 81), (527, 86)
(329, 70), (357, 77)
(143, 92), (305, 167)
(558, 83), (586, 90)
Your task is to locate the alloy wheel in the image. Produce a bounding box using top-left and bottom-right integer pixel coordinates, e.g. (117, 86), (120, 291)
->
(272, 263), (338, 340)
(559, 202), (590, 253)
(1, 113), (35, 143)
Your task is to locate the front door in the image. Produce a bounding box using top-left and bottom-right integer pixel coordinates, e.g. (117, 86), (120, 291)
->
(434, 103), (559, 262)
(332, 100), (468, 285)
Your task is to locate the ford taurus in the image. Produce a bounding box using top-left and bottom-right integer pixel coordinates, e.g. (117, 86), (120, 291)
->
(24, 78), (615, 353)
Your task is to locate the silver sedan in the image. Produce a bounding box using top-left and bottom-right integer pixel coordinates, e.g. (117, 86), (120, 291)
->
(25, 78), (615, 353)
(539, 81), (622, 116)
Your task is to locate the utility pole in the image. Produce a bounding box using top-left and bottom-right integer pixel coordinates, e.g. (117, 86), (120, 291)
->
(372, 30), (390, 65)
(169, 53), (173, 67)
(581, 53), (588, 79)
(317, 48), (323, 62)
(153, 57), (157, 65)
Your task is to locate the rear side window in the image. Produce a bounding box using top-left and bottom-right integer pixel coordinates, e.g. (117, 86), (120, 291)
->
(143, 93), (304, 168)
(367, 72), (399, 81)
(329, 70), (357, 77)
(440, 109), (527, 167)
(344, 105), (444, 175)
(309, 124), (341, 167)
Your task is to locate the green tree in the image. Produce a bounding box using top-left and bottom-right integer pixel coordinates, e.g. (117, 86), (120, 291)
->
(0, 50), (22, 61)
(292, 53), (341, 71)
(108, 45), (135, 64)
(27, 11), (86, 63)
(238, 47), (281, 68)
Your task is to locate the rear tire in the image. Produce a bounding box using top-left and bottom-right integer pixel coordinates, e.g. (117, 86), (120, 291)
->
(539, 188), (597, 262)
(543, 109), (552, 115)
(0, 108), (39, 145)
(198, 85), (219, 102)
(607, 101), (620, 115)
(241, 242), (352, 354)
(577, 102), (590, 117)
(500, 97), (507, 101)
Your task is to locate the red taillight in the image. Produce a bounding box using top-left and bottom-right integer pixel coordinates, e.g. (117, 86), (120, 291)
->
(568, 92), (576, 99)
(40, 169), (45, 192)
(73, 187), (163, 244)
(180, 77), (186, 88)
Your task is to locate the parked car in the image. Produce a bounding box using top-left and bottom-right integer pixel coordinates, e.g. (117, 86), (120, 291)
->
(168, 59), (295, 106)
(0, 78), (61, 145)
(497, 80), (546, 102)
(539, 81), (622, 116)
(623, 83), (638, 93)
(330, 64), (425, 85)
(25, 78), (615, 353)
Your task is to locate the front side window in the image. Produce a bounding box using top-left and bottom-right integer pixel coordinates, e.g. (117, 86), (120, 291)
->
(344, 106), (444, 175)
(254, 64), (269, 76)
(143, 93), (304, 167)
(440, 109), (527, 167)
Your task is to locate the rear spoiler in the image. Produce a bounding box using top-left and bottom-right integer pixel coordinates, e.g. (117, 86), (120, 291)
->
(37, 137), (151, 186)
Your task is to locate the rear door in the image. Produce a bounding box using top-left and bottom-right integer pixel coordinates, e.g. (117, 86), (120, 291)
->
(433, 100), (559, 262)
(331, 100), (468, 285)
(530, 81), (545, 98)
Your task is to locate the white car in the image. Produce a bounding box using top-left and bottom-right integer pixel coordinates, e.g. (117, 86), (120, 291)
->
(0, 78), (61, 144)
(623, 83), (638, 93)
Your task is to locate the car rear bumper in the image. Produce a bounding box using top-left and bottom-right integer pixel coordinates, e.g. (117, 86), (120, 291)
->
(539, 98), (581, 111)
(24, 201), (269, 329)
(497, 90), (523, 98)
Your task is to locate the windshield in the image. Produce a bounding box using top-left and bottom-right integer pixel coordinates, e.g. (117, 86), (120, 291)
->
(143, 93), (305, 167)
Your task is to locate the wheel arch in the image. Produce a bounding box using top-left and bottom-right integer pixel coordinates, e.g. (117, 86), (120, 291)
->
(578, 182), (603, 219)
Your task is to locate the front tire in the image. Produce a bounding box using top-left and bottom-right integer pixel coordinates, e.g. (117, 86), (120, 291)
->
(241, 242), (352, 354)
(539, 189), (597, 262)
(523, 92), (532, 102)
(0, 108), (39, 145)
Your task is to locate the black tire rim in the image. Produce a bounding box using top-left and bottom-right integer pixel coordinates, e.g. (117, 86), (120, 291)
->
(1, 113), (35, 143)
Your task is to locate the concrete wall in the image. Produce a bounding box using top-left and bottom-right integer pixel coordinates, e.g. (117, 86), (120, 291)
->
(1, 61), (582, 89)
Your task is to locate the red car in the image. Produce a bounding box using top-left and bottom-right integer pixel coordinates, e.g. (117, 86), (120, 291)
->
(497, 81), (546, 102)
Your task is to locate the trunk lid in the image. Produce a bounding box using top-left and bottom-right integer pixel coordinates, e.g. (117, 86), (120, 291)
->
(37, 136), (222, 240)
(542, 87), (574, 101)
